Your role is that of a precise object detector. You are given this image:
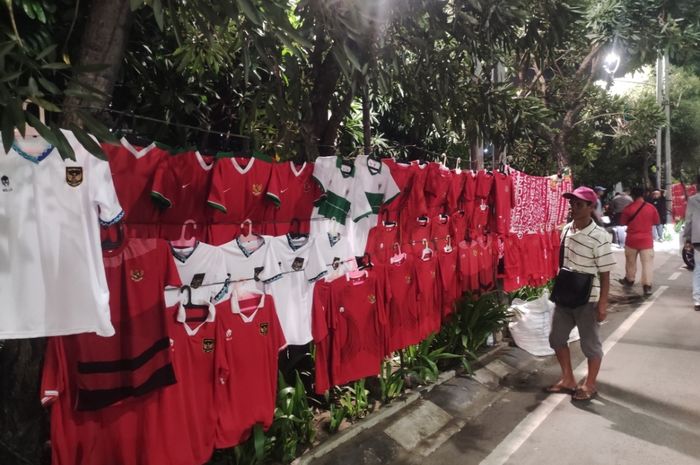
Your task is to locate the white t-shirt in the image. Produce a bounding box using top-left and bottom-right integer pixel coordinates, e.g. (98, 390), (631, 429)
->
(0, 130), (123, 338)
(165, 241), (229, 308)
(315, 231), (355, 281)
(219, 235), (282, 297)
(267, 235), (328, 345)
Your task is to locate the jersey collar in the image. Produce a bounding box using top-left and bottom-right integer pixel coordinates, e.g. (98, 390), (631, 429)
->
(290, 161), (307, 177)
(170, 241), (200, 263)
(230, 292), (266, 322)
(177, 300), (216, 336)
(236, 235), (265, 257)
(286, 233), (310, 251)
(12, 143), (55, 164)
(232, 157), (255, 174)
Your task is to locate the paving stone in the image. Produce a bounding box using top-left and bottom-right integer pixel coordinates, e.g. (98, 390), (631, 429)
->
(383, 400), (453, 451)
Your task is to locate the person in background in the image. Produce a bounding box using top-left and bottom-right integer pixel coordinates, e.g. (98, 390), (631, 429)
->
(611, 190), (634, 225)
(593, 186), (606, 219)
(618, 186), (659, 296)
(683, 175), (700, 311)
(546, 186), (614, 401)
(648, 189), (667, 241)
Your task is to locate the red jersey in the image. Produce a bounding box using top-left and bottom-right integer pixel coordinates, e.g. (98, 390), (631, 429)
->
(436, 246), (460, 319)
(414, 255), (440, 339)
(447, 170), (466, 213)
(72, 238), (181, 411)
(266, 161), (322, 235)
(383, 256), (420, 352)
(104, 139), (168, 238)
(366, 221), (400, 264)
(450, 209), (468, 243)
(430, 214), (451, 251)
(406, 217), (432, 258)
(458, 240), (480, 293)
(471, 170), (494, 236)
(207, 156), (274, 244)
(215, 293), (286, 448)
(151, 151), (216, 242)
(462, 171), (476, 235)
(477, 236), (496, 291)
(491, 172), (515, 235)
(425, 163), (452, 217)
(312, 280), (334, 394)
(329, 271), (387, 386)
(502, 235), (524, 292)
(379, 159), (415, 225)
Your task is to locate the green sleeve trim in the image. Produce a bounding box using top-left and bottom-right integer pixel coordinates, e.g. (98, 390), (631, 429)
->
(150, 191), (172, 208)
(266, 192), (281, 206)
(383, 191), (400, 206)
(207, 200), (227, 213)
(353, 211), (373, 222)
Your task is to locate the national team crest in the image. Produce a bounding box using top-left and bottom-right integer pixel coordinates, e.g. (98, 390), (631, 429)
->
(332, 257), (340, 270)
(259, 322), (269, 335)
(303, 181), (312, 193)
(203, 338), (215, 353)
(130, 269), (144, 282)
(65, 167), (83, 187)
(292, 257), (305, 271)
(252, 183), (263, 196)
(368, 294), (376, 304)
(253, 266), (264, 281)
(405, 275), (412, 284)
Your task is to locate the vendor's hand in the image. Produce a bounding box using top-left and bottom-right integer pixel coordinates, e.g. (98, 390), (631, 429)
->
(596, 303), (607, 322)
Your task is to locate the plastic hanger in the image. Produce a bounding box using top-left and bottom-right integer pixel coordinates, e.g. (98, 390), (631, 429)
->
(444, 235), (453, 253)
(239, 219), (256, 243)
(390, 242), (406, 265)
(171, 219), (197, 248)
(421, 239), (433, 261)
(288, 217), (308, 240)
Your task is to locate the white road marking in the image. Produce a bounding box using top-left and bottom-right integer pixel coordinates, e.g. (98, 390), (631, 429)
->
(668, 272), (681, 281)
(478, 286), (669, 465)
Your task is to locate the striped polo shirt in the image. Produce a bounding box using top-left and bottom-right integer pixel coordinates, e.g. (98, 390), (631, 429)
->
(561, 220), (616, 301)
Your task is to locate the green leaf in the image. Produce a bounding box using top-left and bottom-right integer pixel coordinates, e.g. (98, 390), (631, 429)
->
(0, 41), (16, 58)
(37, 77), (60, 94)
(253, 424), (265, 461)
(29, 97), (61, 112)
(75, 110), (118, 143)
(70, 125), (106, 160)
(41, 62), (71, 70)
(0, 71), (22, 83)
(49, 126), (75, 161)
(151, 0), (164, 30)
(1, 106), (15, 153)
(35, 43), (57, 61)
(8, 99), (26, 137)
(130, 0), (145, 11)
(237, 0), (262, 26)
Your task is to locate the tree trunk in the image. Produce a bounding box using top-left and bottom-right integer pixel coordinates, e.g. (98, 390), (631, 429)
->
(62, 0), (133, 127)
(362, 87), (371, 155)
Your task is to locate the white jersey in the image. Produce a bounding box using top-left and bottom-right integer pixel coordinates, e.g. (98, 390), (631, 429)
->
(310, 156), (373, 253)
(267, 235), (328, 345)
(0, 130), (123, 338)
(219, 235), (282, 297)
(349, 155), (401, 254)
(165, 241), (229, 309)
(315, 231), (355, 281)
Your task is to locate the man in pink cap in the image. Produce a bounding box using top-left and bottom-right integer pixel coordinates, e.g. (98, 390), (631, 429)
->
(547, 186), (616, 401)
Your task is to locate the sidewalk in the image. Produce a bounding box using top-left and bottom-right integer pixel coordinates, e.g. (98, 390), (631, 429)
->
(300, 244), (673, 465)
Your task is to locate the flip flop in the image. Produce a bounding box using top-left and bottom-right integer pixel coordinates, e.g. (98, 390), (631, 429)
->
(544, 383), (576, 394)
(572, 386), (597, 401)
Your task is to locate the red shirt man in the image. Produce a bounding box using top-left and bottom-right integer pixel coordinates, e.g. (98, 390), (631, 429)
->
(619, 186), (660, 295)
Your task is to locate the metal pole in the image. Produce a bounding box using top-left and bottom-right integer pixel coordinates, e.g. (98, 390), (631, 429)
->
(664, 52), (672, 223)
(655, 55), (663, 190)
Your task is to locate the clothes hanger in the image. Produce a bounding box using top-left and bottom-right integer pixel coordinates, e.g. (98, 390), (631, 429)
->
(171, 219), (197, 248)
(238, 219), (258, 243)
(390, 242), (406, 265)
(288, 217), (308, 240)
(421, 238), (433, 261)
(101, 221), (125, 251)
(444, 235), (453, 253)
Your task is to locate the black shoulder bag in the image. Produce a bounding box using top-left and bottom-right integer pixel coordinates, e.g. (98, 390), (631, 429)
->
(550, 228), (594, 308)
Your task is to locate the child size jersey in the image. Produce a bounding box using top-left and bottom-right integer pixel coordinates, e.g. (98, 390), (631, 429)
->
(383, 255), (420, 352)
(471, 170), (494, 235)
(430, 214), (452, 251)
(265, 161), (322, 236)
(41, 304), (222, 465)
(165, 241), (229, 309)
(406, 217), (432, 258)
(328, 271), (387, 386)
(365, 221), (400, 264)
(414, 254), (440, 339)
(0, 130), (123, 338)
(446, 169), (466, 214)
(312, 280), (334, 394)
(266, 234), (328, 345)
(348, 155), (401, 253)
(378, 159), (415, 224)
(215, 293), (286, 448)
(461, 170), (477, 233)
(491, 171), (515, 235)
(436, 245), (460, 319)
(310, 156), (373, 251)
(72, 238), (181, 411)
(502, 234), (524, 292)
(104, 138), (168, 238)
(424, 163), (452, 217)
(207, 155), (274, 244)
(219, 235), (283, 296)
(151, 150), (215, 242)
(315, 231), (355, 281)
(458, 240), (481, 292)
(450, 209), (468, 243)
(478, 236), (496, 290)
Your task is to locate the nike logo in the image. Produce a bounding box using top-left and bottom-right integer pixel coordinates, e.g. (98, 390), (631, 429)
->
(181, 183), (191, 189)
(280, 188), (289, 193)
(223, 187), (232, 193)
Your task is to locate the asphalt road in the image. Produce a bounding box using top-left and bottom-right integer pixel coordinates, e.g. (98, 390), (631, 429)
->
(308, 248), (700, 465)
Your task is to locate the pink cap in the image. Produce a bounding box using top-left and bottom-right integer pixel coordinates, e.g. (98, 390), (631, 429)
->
(562, 186), (598, 204)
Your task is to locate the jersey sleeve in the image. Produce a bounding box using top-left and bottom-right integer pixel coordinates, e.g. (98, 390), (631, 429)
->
(305, 239), (328, 283)
(207, 162), (228, 213)
(86, 145), (124, 225)
(151, 161), (175, 208)
(266, 163), (283, 207)
(40, 338), (65, 406)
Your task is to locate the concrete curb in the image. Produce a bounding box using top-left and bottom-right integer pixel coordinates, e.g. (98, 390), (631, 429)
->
(297, 343), (507, 465)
